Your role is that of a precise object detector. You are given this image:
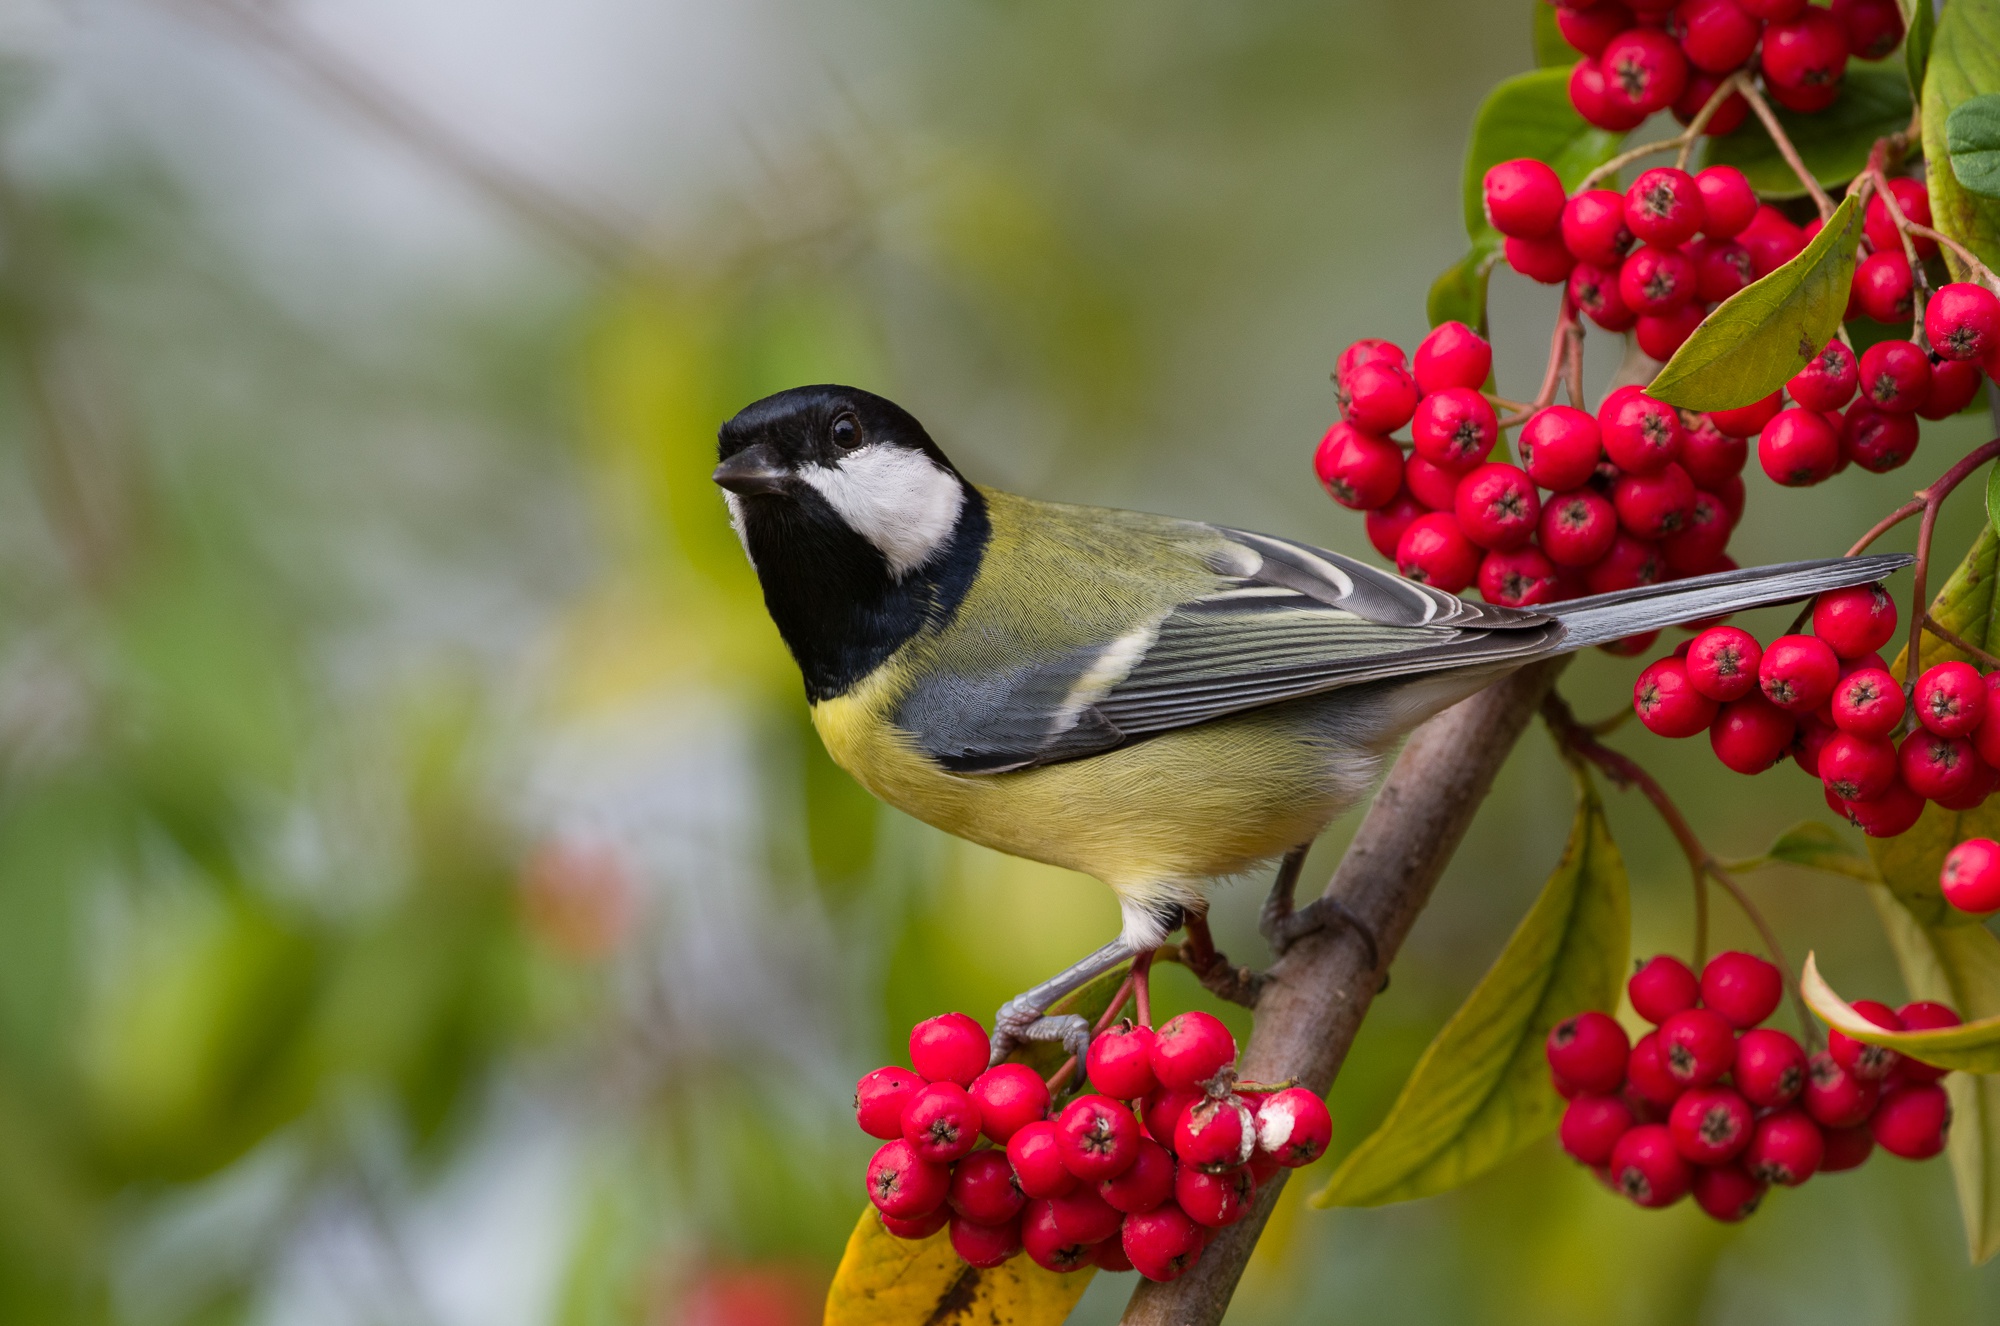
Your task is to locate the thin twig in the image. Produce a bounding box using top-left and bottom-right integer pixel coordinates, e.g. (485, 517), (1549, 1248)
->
(1846, 497), (1926, 557)
(1579, 75), (1745, 192)
(1737, 80), (1835, 220)
(1904, 221), (2000, 292)
(1897, 438), (2000, 686)
(1675, 72), (1748, 171)
(1865, 164), (1934, 322)
(1924, 613), (2000, 669)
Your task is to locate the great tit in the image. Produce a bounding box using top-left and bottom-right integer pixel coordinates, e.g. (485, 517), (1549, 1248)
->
(713, 383), (1907, 1058)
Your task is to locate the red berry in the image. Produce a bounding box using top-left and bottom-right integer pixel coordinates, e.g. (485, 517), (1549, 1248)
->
(970, 1064), (1051, 1143)
(1252, 1087), (1333, 1167)
(1405, 454), (1463, 510)
(1833, 0), (1906, 58)
(1412, 388), (1500, 470)
(1366, 490), (1426, 561)
(1626, 168), (1706, 248)
(1246, 1151), (1283, 1187)
(1659, 1008), (1736, 1087)
(1895, 1001), (1961, 1084)
(1020, 1199), (1093, 1273)
(1922, 358), (1984, 419)
(1174, 1164), (1254, 1228)
(1820, 731), (1899, 801)
(1872, 1082), (1951, 1159)
(950, 1149), (1027, 1225)
(1559, 1), (1636, 57)
(1563, 189), (1638, 266)
(1483, 158), (1566, 240)
(1740, 206), (1807, 277)
(1561, 1093), (1636, 1165)
(1917, 661), (1988, 737)
(1841, 403), (1921, 473)
(1853, 250), (1915, 323)
(1546, 1010), (1631, 1094)
(949, 1212), (1022, 1269)
(1150, 1011), (1237, 1090)
(1708, 390), (1783, 437)
(1175, 1094), (1256, 1172)
(1414, 320), (1493, 393)
(1758, 407), (1842, 486)
(1540, 489), (1621, 567)
(1672, 0), (1760, 72)
(1600, 389), (1685, 473)
(1098, 1136), (1175, 1214)
(1506, 233), (1580, 284)
(1087, 1023), (1160, 1101)
(1571, 55), (1649, 133)
(1614, 463), (1696, 540)
(1762, 9), (1849, 104)
(1630, 955), (1700, 1024)
(1619, 245), (1698, 315)
(1743, 1108), (1825, 1185)
(1397, 513), (1483, 593)
(1691, 237), (1754, 303)
(1740, 0), (1808, 21)
(1661, 491), (1732, 576)
(1804, 1051), (1880, 1128)
(1692, 1164), (1768, 1222)
(1635, 657), (1720, 737)
(1602, 28), (1690, 116)
(1711, 693), (1797, 773)
(1942, 837), (2000, 914)
(1811, 583), (1897, 661)
(1336, 339), (1404, 382)
(1685, 626), (1762, 702)
(1056, 1094), (1141, 1181)
(1821, 1122), (1876, 1171)
(1842, 778), (1928, 837)
(1701, 951), (1784, 1028)
(880, 1208), (950, 1240)
(1637, 304), (1709, 361)
(1611, 1123), (1692, 1207)
(1679, 414), (1747, 490)
(1900, 729), (1983, 802)
(1793, 714), (1837, 780)
(1758, 634), (1840, 713)
(1048, 1181), (1122, 1244)
(1091, 1237), (1134, 1273)
(1694, 166), (1757, 238)
(1626, 1030), (1684, 1109)
(1314, 424), (1404, 511)
(857, 1066), (928, 1139)
(1978, 681), (2000, 768)
(1520, 406), (1602, 491)
(1735, 1028), (1809, 1108)
(1859, 339), (1933, 412)
(1338, 359), (1421, 433)
(1007, 1120), (1077, 1199)
(1140, 1085), (1203, 1148)
(1788, 340), (1859, 411)
(1935, 756), (1999, 810)
(1480, 547), (1562, 607)
(904, 1082), (983, 1163)
(1864, 176), (1935, 256)
(869, 1138), (952, 1218)
(911, 1013), (991, 1087)
(1829, 998), (1905, 1082)
(1669, 1086), (1754, 1164)
(1570, 261), (1640, 331)
(1455, 462), (1541, 550)
(1926, 282), (2000, 362)
(1120, 1202), (1204, 1282)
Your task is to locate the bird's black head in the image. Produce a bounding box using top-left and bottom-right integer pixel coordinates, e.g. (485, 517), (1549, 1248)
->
(714, 385), (989, 702)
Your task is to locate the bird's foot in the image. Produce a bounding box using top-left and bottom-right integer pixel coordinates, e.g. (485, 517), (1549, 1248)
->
(1262, 893), (1382, 971)
(991, 1000), (1094, 1064)
(1174, 912), (1267, 1008)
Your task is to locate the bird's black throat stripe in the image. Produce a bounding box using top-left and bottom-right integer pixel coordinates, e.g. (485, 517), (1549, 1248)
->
(741, 481), (990, 703)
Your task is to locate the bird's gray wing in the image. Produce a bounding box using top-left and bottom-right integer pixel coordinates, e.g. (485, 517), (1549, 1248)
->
(895, 527), (1563, 774)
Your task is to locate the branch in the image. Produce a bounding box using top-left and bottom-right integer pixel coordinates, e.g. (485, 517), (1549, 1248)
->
(1120, 657), (1567, 1326)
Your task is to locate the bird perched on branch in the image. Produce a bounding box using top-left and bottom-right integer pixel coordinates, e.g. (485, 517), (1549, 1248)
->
(713, 384), (1907, 1061)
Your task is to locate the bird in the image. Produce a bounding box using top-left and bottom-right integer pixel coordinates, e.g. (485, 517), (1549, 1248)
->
(712, 383), (1908, 1062)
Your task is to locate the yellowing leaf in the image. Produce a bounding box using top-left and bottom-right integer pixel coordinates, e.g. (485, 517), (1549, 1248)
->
(1724, 820), (1880, 882)
(1649, 191), (1863, 412)
(1803, 951), (2000, 1073)
(1863, 889), (2000, 1264)
(825, 1209), (1094, 1326)
(1311, 766), (1628, 1207)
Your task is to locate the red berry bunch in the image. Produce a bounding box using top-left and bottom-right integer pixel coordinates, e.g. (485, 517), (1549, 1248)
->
(1631, 585), (2000, 841)
(857, 1010), (1333, 1282)
(1550, 952), (1957, 1220)
(1552, 0), (1902, 133)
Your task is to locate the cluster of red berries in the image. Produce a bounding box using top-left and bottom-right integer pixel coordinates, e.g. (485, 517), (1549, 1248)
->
(1552, 0), (1903, 135)
(857, 1011), (1333, 1283)
(1550, 950), (1958, 1219)
(1631, 583), (2000, 848)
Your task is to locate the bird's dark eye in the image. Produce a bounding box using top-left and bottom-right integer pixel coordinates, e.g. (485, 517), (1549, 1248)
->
(830, 412), (861, 449)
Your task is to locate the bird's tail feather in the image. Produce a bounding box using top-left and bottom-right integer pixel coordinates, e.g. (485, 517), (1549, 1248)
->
(1550, 554), (1914, 651)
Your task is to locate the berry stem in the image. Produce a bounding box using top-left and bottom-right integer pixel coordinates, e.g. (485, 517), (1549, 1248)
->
(1923, 612), (2000, 670)
(1674, 71), (1750, 172)
(1578, 74), (1746, 193)
(1864, 163), (1934, 318)
(1133, 948), (1154, 1029)
(1736, 79), (1835, 222)
(1042, 959), (1153, 1094)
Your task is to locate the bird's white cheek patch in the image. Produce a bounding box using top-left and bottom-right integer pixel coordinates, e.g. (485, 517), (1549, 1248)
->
(799, 447), (965, 578)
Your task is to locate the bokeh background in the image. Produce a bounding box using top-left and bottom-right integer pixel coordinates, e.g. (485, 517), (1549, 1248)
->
(3, 1), (1999, 1323)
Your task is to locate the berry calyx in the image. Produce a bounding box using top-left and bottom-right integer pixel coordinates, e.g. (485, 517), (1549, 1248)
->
(1455, 462), (1542, 550)
(903, 1082), (984, 1163)
(1625, 167), (1705, 248)
(1020, 1200), (1093, 1274)
(1743, 1108), (1825, 1186)
(1659, 1007), (1736, 1086)
(1175, 1093), (1257, 1172)
(1412, 387), (1501, 470)
(1803, 1051), (1880, 1128)
(1734, 1027), (1809, 1108)
(1924, 282), (2000, 363)
(1787, 340), (1858, 411)
(1600, 389), (1685, 474)
(1758, 634), (1840, 713)
(1858, 339), (1933, 413)
(1685, 626), (1762, 702)
(1828, 998), (1904, 1082)
(1339, 359), (1422, 433)
(869, 1138), (951, 1218)
(1056, 1093), (1141, 1180)
(1610, 1123), (1693, 1207)
(1830, 666), (1906, 739)
(1314, 424), (1405, 511)
(1915, 660), (1988, 737)
(1563, 189), (1637, 266)
(1669, 1086), (1754, 1164)
(1635, 656), (1719, 737)
(1540, 489), (1620, 567)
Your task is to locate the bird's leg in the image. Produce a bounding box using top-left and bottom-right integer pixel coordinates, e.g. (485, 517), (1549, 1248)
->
(1259, 842), (1382, 970)
(990, 938), (1138, 1065)
(1176, 910), (1266, 1008)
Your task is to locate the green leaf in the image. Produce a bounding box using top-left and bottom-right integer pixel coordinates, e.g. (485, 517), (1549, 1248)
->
(1532, 1), (1573, 69)
(1706, 67), (1914, 199)
(1461, 68), (1624, 247)
(1724, 820), (1881, 881)
(826, 1208), (1095, 1326)
(1908, 0), (1936, 96)
(1949, 94), (2000, 198)
(1428, 242), (1499, 334)
(1868, 887), (2000, 1265)
(1926, 0), (2000, 281)
(1649, 192), (1864, 412)
(1311, 766), (1628, 1208)
(1990, 464), (2000, 535)
(1804, 950), (2000, 1074)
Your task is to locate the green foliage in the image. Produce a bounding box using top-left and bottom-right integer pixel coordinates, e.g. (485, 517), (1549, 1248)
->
(1927, 0), (2000, 280)
(1428, 245), (1498, 333)
(1724, 820), (1880, 881)
(1531, 2), (1572, 69)
(1948, 94), (2000, 198)
(1909, 0), (1938, 92)
(1312, 767), (1628, 1208)
(1706, 67), (1913, 198)
(1650, 192), (1863, 412)
(1461, 69), (1624, 247)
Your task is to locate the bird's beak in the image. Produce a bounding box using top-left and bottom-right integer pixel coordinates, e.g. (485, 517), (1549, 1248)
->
(713, 444), (789, 496)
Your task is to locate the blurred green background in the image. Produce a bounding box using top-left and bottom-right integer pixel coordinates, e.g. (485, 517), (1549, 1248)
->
(2, 1), (1999, 1323)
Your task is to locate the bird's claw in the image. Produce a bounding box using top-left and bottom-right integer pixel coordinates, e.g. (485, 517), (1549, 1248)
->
(1263, 894), (1381, 970)
(990, 1000), (1091, 1065)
